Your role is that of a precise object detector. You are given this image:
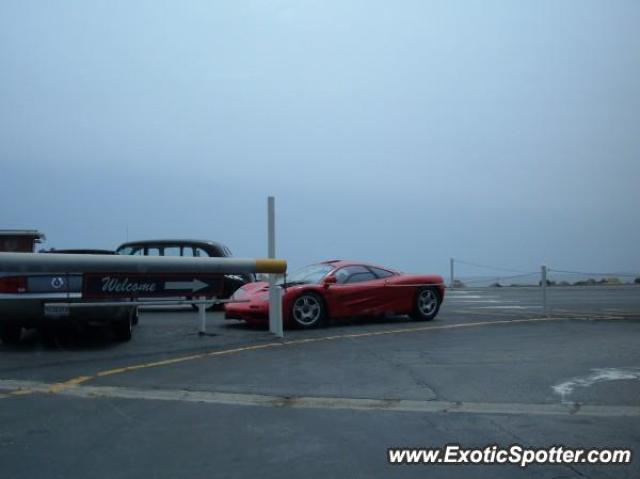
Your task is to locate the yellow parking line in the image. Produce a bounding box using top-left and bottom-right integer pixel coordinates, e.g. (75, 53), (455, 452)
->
(10, 389), (36, 396)
(95, 316), (563, 378)
(47, 376), (93, 393)
(97, 342), (288, 377)
(97, 353), (210, 377)
(282, 316), (559, 344)
(0, 376), (95, 399)
(207, 342), (285, 356)
(2, 316), (573, 400)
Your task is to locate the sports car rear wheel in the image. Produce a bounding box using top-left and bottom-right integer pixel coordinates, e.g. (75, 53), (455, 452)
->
(411, 287), (440, 321)
(292, 293), (325, 329)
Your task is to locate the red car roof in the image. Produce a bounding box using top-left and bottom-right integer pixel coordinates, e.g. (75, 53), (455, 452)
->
(319, 259), (399, 272)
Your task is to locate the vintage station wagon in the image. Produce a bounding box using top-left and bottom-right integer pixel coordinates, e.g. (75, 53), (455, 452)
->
(115, 240), (255, 304)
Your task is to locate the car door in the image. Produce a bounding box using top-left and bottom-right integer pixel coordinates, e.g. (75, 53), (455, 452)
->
(367, 266), (407, 312)
(326, 266), (388, 317)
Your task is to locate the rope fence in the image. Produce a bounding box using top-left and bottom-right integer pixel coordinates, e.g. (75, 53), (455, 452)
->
(448, 258), (640, 317)
(450, 258), (640, 289)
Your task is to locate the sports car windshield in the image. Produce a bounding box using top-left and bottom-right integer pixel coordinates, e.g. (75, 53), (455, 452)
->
(278, 263), (334, 285)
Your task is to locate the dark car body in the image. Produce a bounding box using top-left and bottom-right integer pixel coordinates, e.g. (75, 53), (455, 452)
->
(115, 240), (254, 299)
(0, 251), (137, 344)
(43, 249), (118, 255)
(224, 260), (445, 328)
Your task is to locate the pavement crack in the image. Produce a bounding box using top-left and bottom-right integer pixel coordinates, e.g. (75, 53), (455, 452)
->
(104, 398), (135, 422)
(486, 416), (528, 444)
(362, 345), (439, 401)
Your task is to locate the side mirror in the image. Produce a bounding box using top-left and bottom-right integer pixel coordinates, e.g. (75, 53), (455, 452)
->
(323, 276), (337, 288)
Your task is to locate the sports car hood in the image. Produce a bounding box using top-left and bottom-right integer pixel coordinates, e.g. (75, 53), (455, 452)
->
(232, 280), (309, 303)
(240, 281), (269, 294)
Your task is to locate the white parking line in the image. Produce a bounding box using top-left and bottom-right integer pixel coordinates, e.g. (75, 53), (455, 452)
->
(477, 305), (539, 310)
(446, 295), (495, 299)
(0, 379), (637, 417)
(447, 299), (519, 304)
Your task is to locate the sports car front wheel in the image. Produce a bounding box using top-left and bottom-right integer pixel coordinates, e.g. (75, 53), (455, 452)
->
(291, 293), (326, 329)
(411, 287), (440, 321)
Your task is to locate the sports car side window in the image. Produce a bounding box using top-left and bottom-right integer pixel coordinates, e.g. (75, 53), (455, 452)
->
(369, 267), (394, 279)
(346, 272), (376, 283)
(335, 266), (377, 284)
(334, 268), (350, 284)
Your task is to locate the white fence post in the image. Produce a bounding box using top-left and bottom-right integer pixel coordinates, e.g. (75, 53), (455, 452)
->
(450, 258), (454, 288)
(267, 196), (283, 337)
(268, 196), (276, 260)
(198, 296), (207, 335)
(272, 280), (283, 337)
(541, 265), (548, 316)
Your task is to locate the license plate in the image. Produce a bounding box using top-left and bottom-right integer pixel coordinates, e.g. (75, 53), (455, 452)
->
(44, 304), (70, 317)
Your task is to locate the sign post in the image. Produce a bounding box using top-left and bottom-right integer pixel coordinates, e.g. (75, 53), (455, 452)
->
(198, 296), (207, 335)
(450, 258), (454, 288)
(268, 196), (284, 337)
(541, 264), (548, 317)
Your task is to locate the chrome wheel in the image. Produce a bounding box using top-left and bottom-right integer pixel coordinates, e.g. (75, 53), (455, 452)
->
(411, 287), (441, 321)
(417, 289), (439, 317)
(292, 294), (323, 327)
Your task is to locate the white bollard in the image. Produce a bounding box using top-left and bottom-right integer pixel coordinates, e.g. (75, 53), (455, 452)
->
(541, 265), (548, 317)
(269, 279), (284, 338)
(267, 196), (283, 337)
(450, 258), (454, 288)
(198, 296), (207, 335)
(268, 196), (275, 259)
(268, 274), (284, 337)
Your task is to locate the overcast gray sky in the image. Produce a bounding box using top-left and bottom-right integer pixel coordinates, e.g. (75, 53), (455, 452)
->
(1, 0), (639, 277)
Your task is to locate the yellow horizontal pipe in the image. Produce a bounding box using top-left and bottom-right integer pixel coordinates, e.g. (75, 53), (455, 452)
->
(255, 259), (287, 274)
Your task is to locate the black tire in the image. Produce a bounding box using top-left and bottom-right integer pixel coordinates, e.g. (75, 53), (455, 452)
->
(113, 315), (133, 342)
(41, 325), (59, 346)
(411, 287), (441, 321)
(0, 324), (22, 344)
(291, 293), (326, 329)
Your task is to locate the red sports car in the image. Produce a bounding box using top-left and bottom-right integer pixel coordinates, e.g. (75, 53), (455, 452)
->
(224, 260), (445, 328)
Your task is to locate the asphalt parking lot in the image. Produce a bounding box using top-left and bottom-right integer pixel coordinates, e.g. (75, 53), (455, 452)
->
(1, 286), (639, 479)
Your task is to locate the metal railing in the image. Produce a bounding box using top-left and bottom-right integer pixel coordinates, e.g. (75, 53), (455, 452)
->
(0, 252), (287, 336)
(449, 257), (640, 317)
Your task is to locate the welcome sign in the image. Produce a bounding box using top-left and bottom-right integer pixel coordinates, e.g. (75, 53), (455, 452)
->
(83, 273), (223, 298)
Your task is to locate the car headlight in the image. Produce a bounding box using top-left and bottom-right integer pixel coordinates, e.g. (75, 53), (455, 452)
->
(230, 288), (249, 301)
